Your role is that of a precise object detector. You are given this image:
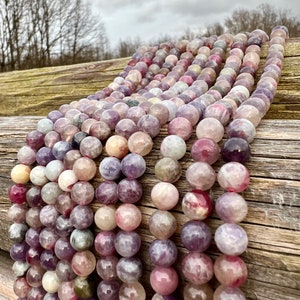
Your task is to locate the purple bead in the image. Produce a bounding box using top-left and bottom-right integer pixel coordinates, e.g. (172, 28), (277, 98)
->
(121, 153), (146, 179)
(39, 228), (59, 250)
(114, 230), (141, 258)
(70, 205), (94, 229)
(47, 110), (63, 122)
(101, 109), (120, 130)
(181, 220), (212, 252)
(149, 239), (178, 267)
(52, 141), (72, 160)
(56, 260), (76, 281)
(99, 157), (122, 180)
(39, 205), (59, 227)
(8, 184), (28, 204)
(25, 227), (41, 249)
(117, 178), (143, 204)
(95, 180), (119, 204)
(26, 130), (45, 150)
(54, 237), (76, 260)
(36, 147), (55, 166)
(40, 250), (59, 270)
(97, 280), (120, 300)
(221, 137), (251, 164)
(26, 247), (42, 265)
(10, 242), (29, 261)
(94, 231), (116, 256)
(137, 114), (161, 138)
(116, 257), (143, 283)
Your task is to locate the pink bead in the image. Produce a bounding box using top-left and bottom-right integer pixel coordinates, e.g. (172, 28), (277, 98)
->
(150, 266), (178, 296)
(191, 138), (220, 165)
(213, 285), (246, 300)
(168, 117), (193, 141)
(183, 282), (214, 300)
(115, 203), (142, 231)
(151, 182), (179, 210)
(58, 170), (78, 192)
(217, 162), (250, 193)
(71, 250), (96, 276)
(196, 118), (224, 142)
(72, 157), (97, 181)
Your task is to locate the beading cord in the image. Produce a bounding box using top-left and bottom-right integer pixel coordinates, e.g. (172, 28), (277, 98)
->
(7, 25), (288, 300)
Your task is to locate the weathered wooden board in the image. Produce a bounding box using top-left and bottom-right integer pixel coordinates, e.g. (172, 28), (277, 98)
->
(0, 37), (299, 300)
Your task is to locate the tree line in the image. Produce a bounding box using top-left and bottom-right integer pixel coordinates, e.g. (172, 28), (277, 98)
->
(0, 1), (299, 73)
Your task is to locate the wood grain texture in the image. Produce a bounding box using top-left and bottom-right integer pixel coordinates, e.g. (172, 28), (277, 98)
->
(0, 37), (299, 300)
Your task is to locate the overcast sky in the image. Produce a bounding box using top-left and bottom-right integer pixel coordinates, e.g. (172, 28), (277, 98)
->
(88, 0), (300, 48)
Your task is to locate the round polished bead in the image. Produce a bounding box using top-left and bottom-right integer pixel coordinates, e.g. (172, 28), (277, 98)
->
(70, 181), (94, 205)
(26, 207), (43, 228)
(94, 205), (117, 231)
(114, 230), (141, 258)
(10, 241), (29, 261)
(181, 220), (212, 252)
(96, 255), (119, 280)
(11, 164), (31, 184)
(151, 182), (179, 210)
(42, 270), (61, 293)
(196, 118), (224, 143)
(58, 170), (78, 192)
(215, 192), (248, 223)
(8, 203), (27, 223)
(150, 266), (178, 296)
(70, 205), (93, 229)
(94, 231), (116, 256)
(183, 282), (214, 300)
(8, 184), (28, 204)
(97, 280), (120, 300)
(55, 260), (76, 282)
(73, 276), (95, 299)
(17, 145), (36, 165)
(26, 130), (45, 150)
(214, 255), (248, 288)
(30, 165), (48, 186)
(182, 190), (213, 220)
(217, 162), (250, 192)
(101, 108), (120, 129)
(52, 141), (72, 160)
(26, 265), (45, 287)
(54, 237), (76, 260)
(37, 118), (54, 134)
(137, 114), (161, 138)
(99, 157), (122, 180)
(13, 276), (31, 298)
(115, 203), (142, 231)
(89, 120), (112, 141)
(12, 260), (30, 277)
(70, 228), (94, 251)
(149, 103), (170, 125)
(226, 118), (256, 143)
(128, 131), (154, 156)
(119, 281), (146, 300)
(214, 223), (248, 256)
(117, 178), (143, 204)
(160, 135), (187, 160)
(213, 285), (246, 300)
(71, 250), (96, 276)
(121, 153), (146, 179)
(80, 136), (103, 158)
(155, 157), (181, 183)
(221, 137), (251, 164)
(126, 106), (146, 123)
(234, 105), (261, 127)
(45, 160), (64, 181)
(204, 102), (231, 126)
(176, 104), (200, 126)
(55, 215), (73, 237)
(55, 192), (76, 216)
(186, 162), (216, 191)
(57, 281), (77, 300)
(41, 182), (62, 205)
(71, 131), (88, 149)
(149, 210), (177, 239)
(182, 252), (214, 285)
(9, 223), (28, 242)
(191, 138), (220, 165)
(39, 204), (59, 227)
(64, 149), (82, 169)
(72, 157), (97, 181)
(168, 117), (193, 141)
(149, 239), (178, 267)
(116, 118), (139, 139)
(117, 257), (143, 283)
(95, 180), (118, 204)
(105, 135), (129, 159)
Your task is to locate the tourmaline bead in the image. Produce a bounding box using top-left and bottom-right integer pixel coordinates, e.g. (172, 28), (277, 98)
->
(160, 135), (187, 160)
(95, 231), (116, 256)
(26, 265), (45, 287)
(94, 205), (117, 231)
(70, 205), (93, 229)
(215, 192), (248, 223)
(115, 203), (142, 231)
(101, 108), (120, 129)
(36, 147), (55, 166)
(56, 260), (76, 282)
(13, 276), (31, 298)
(155, 157), (181, 183)
(176, 104), (200, 126)
(137, 114), (161, 138)
(214, 255), (248, 288)
(25, 227), (40, 249)
(73, 276), (95, 299)
(150, 267), (178, 296)
(213, 285), (246, 300)
(9, 223), (28, 243)
(42, 271), (61, 293)
(79, 136), (103, 158)
(121, 153), (146, 178)
(214, 223), (248, 256)
(182, 190), (213, 220)
(12, 260), (30, 277)
(117, 178), (143, 204)
(234, 105), (261, 127)
(149, 239), (178, 267)
(45, 160), (64, 181)
(168, 117), (193, 141)
(95, 180), (118, 204)
(182, 252), (214, 285)
(105, 135), (129, 159)
(70, 181), (94, 205)
(152, 293), (176, 300)
(115, 118), (139, 139)
(221, 137), (251, 164)
(151, 182), (179, 210)
(128, 131), (154, 156)
(119, 281), (146, 300)
(72, 157), (97, 181)
(26, 130), (45, 150)
(26, 247), (42, 266)
(217, 162), (250, 192)
(71, 131), (88, 149)
(96, 255), (119, 280)
(55, 192), (76, 216)
(97, 280), (120, 300)
(64, 149), (81, 169)
(54, 237), (76, 260)
(57, 281), (77, 300)
(226, 118), (256, 143)
(191, 138), (220, 165)
(55, 215), (73, 237)
(17, 145), (36, 165)
(149, 210), (177, 239)
(39, 205), (59, 227)
(71, 250), (96, 276)
(10, 241), (29, 261)
(204, 102), (231, 126)
(114, 230), (141, 258)
(126, 106), (146, 123)
(51, 141), (72, 160)
(58, 170), (78, 192)
(181, 220), (212, 252)
(117, 257), (143, 283)
(196, 117), (224, 143)
(11, 164), (31, 184)
(70, 228), (94, 251)
(183, 282), (214, 300)
(26, 207), (43, 228)
(37, 118), (54, 134)
(8, 184), (28, 204)
(7, 203), (27, 223)
(99, 156), (122, 180)
(149, 103), (170, 125)
(186, 162), (216, 191)
(89, 120), (111, 141)
(27, 286), (47, 300)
